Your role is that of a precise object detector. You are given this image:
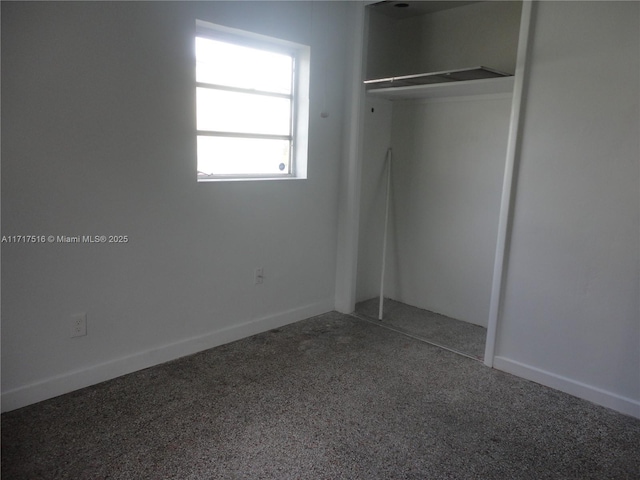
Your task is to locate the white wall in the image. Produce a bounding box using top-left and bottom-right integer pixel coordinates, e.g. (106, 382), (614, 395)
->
(395, 1), (522, 76)
(333, 2), (367, 314)
(1, 1), (352, 411)
(365, 9), (396, 80)
(390, 95), (511, 327)
(356, 94), (511, 327)
(356, 97), (394, 303)
(495, 1), (640, 417)
(366, 1), (522, 79)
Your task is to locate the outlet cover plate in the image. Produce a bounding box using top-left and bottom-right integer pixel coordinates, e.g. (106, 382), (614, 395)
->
(71, 313), (87, 338)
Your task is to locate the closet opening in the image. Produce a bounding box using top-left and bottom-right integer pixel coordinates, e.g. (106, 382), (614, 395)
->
(355, 0), (523, 361)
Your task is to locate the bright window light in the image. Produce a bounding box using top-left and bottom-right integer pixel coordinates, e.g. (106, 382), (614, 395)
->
(195, 21), (310, 181)
(196, 38), (293, 94)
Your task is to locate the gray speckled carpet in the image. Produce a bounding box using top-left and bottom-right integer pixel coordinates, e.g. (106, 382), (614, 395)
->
(2, 312), (639, 479)
(356, 298), (487, 360)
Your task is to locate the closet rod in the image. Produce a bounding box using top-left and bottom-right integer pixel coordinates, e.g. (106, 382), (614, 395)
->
(379, 147), (392, 320)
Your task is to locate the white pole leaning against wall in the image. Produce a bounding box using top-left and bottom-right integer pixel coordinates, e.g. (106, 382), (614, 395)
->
(484, 0), (535, 367)
(379, 148), (392, 320)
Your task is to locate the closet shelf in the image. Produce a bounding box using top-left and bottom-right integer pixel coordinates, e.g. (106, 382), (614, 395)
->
(364, 66), (514, 100)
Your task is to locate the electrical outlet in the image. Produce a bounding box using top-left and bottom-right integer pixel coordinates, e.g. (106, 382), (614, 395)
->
(255, 267), (264, 285)
(71, 313), (87, 338)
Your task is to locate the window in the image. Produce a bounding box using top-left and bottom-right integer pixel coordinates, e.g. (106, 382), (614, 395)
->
(195, 20), (310, 181)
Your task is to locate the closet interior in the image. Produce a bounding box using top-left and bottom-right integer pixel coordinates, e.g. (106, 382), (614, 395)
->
(355, 0), (523, 361)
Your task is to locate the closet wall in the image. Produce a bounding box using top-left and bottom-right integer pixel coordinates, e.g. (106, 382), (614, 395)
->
(389, 96), (511, 327)
(357, 2), (521, 327)
(365, 1), (522, 79)
(393, 1), (522, 75)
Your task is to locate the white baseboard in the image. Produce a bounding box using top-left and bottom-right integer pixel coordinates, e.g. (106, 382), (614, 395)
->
(493, 356), (640, 419)
(1, 300), (334, 413)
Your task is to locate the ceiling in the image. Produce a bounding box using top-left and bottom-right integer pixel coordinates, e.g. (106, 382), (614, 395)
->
(368, 1), (479, 20)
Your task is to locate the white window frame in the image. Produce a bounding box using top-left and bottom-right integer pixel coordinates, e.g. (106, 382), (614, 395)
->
(195, 20), (310, 182)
